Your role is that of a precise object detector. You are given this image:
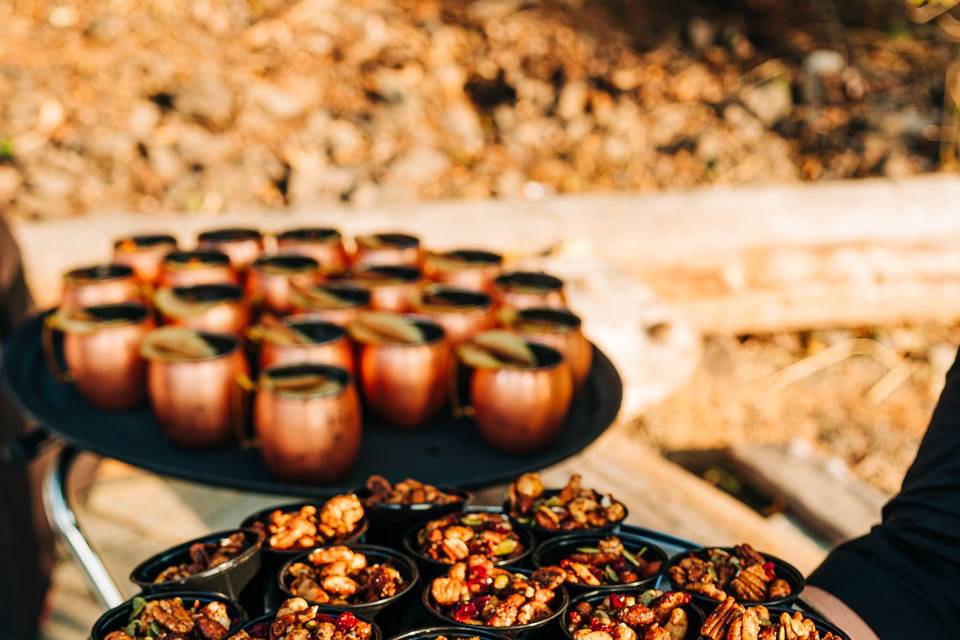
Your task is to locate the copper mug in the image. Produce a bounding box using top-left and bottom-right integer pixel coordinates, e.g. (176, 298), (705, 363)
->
(248, 254), (321, 315)
(500, 307), (592, 387)
(158, 250), (238, 288)
(411, 285), (496, 344)
(491, 271), (566, 310)
(61, 263), (142, 310)
(277, 227), (348, 274)
(458, 337), (573, 453)
(113, 234), (178, 284)
(257, 317), (354, 372)
(289, 282), (372, 327)
(43, 303), (153, 411)
(350, 265), (423, 312)
(254, 362), (362, 483)
(154, 283), (251, 335)
(423, 249), (504, 293)
(352, 232), (422, 267)
(197, 227), (264, 270)
(351, 316), (451, 430)
(141, 328), (248, 449)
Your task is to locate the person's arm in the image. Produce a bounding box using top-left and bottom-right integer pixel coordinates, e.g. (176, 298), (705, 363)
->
(802, 586), (879, 640)
(806, 349), (960, 639)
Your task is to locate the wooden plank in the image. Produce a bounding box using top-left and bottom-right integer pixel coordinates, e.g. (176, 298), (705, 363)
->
(546, 427), (826, 574)
(728, 444), (887, 545)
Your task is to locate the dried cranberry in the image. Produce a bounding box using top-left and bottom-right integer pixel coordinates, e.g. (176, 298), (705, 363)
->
(610, 594), (626, 608)
(335, 611), (358, 632)
(762, 561), (776, 580)
(569, 611), (582, 625)
(453, 602), (478, 622)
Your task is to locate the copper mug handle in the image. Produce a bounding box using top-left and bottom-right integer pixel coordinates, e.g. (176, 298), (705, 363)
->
(448, 362), (475, 419)
(41, 315), (73, 383)
(233, 372), (258, 449)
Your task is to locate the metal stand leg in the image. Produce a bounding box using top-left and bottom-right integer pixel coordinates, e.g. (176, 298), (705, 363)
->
(42, 447), (124, 609)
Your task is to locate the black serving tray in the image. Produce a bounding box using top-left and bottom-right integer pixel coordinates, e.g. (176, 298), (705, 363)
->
(2, 312), (622, 496)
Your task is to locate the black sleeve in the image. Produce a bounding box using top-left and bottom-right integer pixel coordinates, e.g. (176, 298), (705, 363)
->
(807, 350), (960, 638)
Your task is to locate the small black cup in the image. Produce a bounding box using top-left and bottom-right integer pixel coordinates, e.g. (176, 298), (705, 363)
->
(237, 607), (382, 640)
(421, 568), (569, 639)
(277, 543), (420, 631)
(666, 546), (805, 613)
(389, 627), (509, 640)
(89, 591), (245, 640)
(240, 500), (369, 613)
(129, 529), (263, 617)
(355, 484), (471, 548)
(761, 607), (852, 640)
(532, 531), (668, 596)
(504, 488), (629, 543)
(563, 588), (704, 640)
(402, 508), (535, 580)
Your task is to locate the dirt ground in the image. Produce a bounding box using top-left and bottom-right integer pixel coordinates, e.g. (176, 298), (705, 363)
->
(0, 0), (954, 219)
(633, 324), (958, 495)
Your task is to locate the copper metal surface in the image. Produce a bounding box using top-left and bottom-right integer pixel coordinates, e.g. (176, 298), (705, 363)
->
(467, 342), (573, 453)
(277, 227), (348, 274)
(355, 319), (451, 429)
(61, 264), (142, 310)
(56, 303), (153, 411)
(254, 363), (362, 483)
(144, 331), (248, 449)
(197, 228), (264, 270)
(112, 234), (178, 284)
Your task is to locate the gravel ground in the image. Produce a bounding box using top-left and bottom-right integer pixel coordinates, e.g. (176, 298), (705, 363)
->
(633, 324), (959, 495)
(0, 0), (953, 219)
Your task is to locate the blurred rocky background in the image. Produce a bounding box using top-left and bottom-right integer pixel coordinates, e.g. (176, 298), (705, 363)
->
(0, 0), (953, 220)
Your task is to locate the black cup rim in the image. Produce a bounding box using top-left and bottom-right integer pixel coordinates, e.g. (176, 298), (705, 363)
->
(239, 500), (369, 558)
(260, 363), (352, 398)
(238, 607), (382, 639)
(402, 508), (535, 571)
(352, 316), (446, 348)
(359, 232), (420, 249)
(667, 546), (806, 609)
(283, 319), (347, 345)
(172, 283), (244, 304)
(279, 227), (342, 243)
(277, 543), (420, 614)
(421, 567), (569, 635)
(515, 307), (582, 330)
(253, 253), (320, 273)
(83, 302), (151, 324)
(389, 626), (510, 640)
(753, 606), (852, 640)
(163, 249), (231, 267)
(66, 263), (135, 282)
(505, 488), (629, 539)
(198, 227), (263, 243)
(494, 271), (564, 292)
(460, 338), (565, 372)
(563, 588), (705, 640)
(114, 234), (178, 249)
(356, 265), (422, 283)
(129, 528), (264, 588)
(531, 531), (667, 594)
(354, 485), (471, 513)
(89, 591), (246, 639)
(420, 286), (492, 311)
(301, 283), (372, 307)
(442, 249), (503, 266)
